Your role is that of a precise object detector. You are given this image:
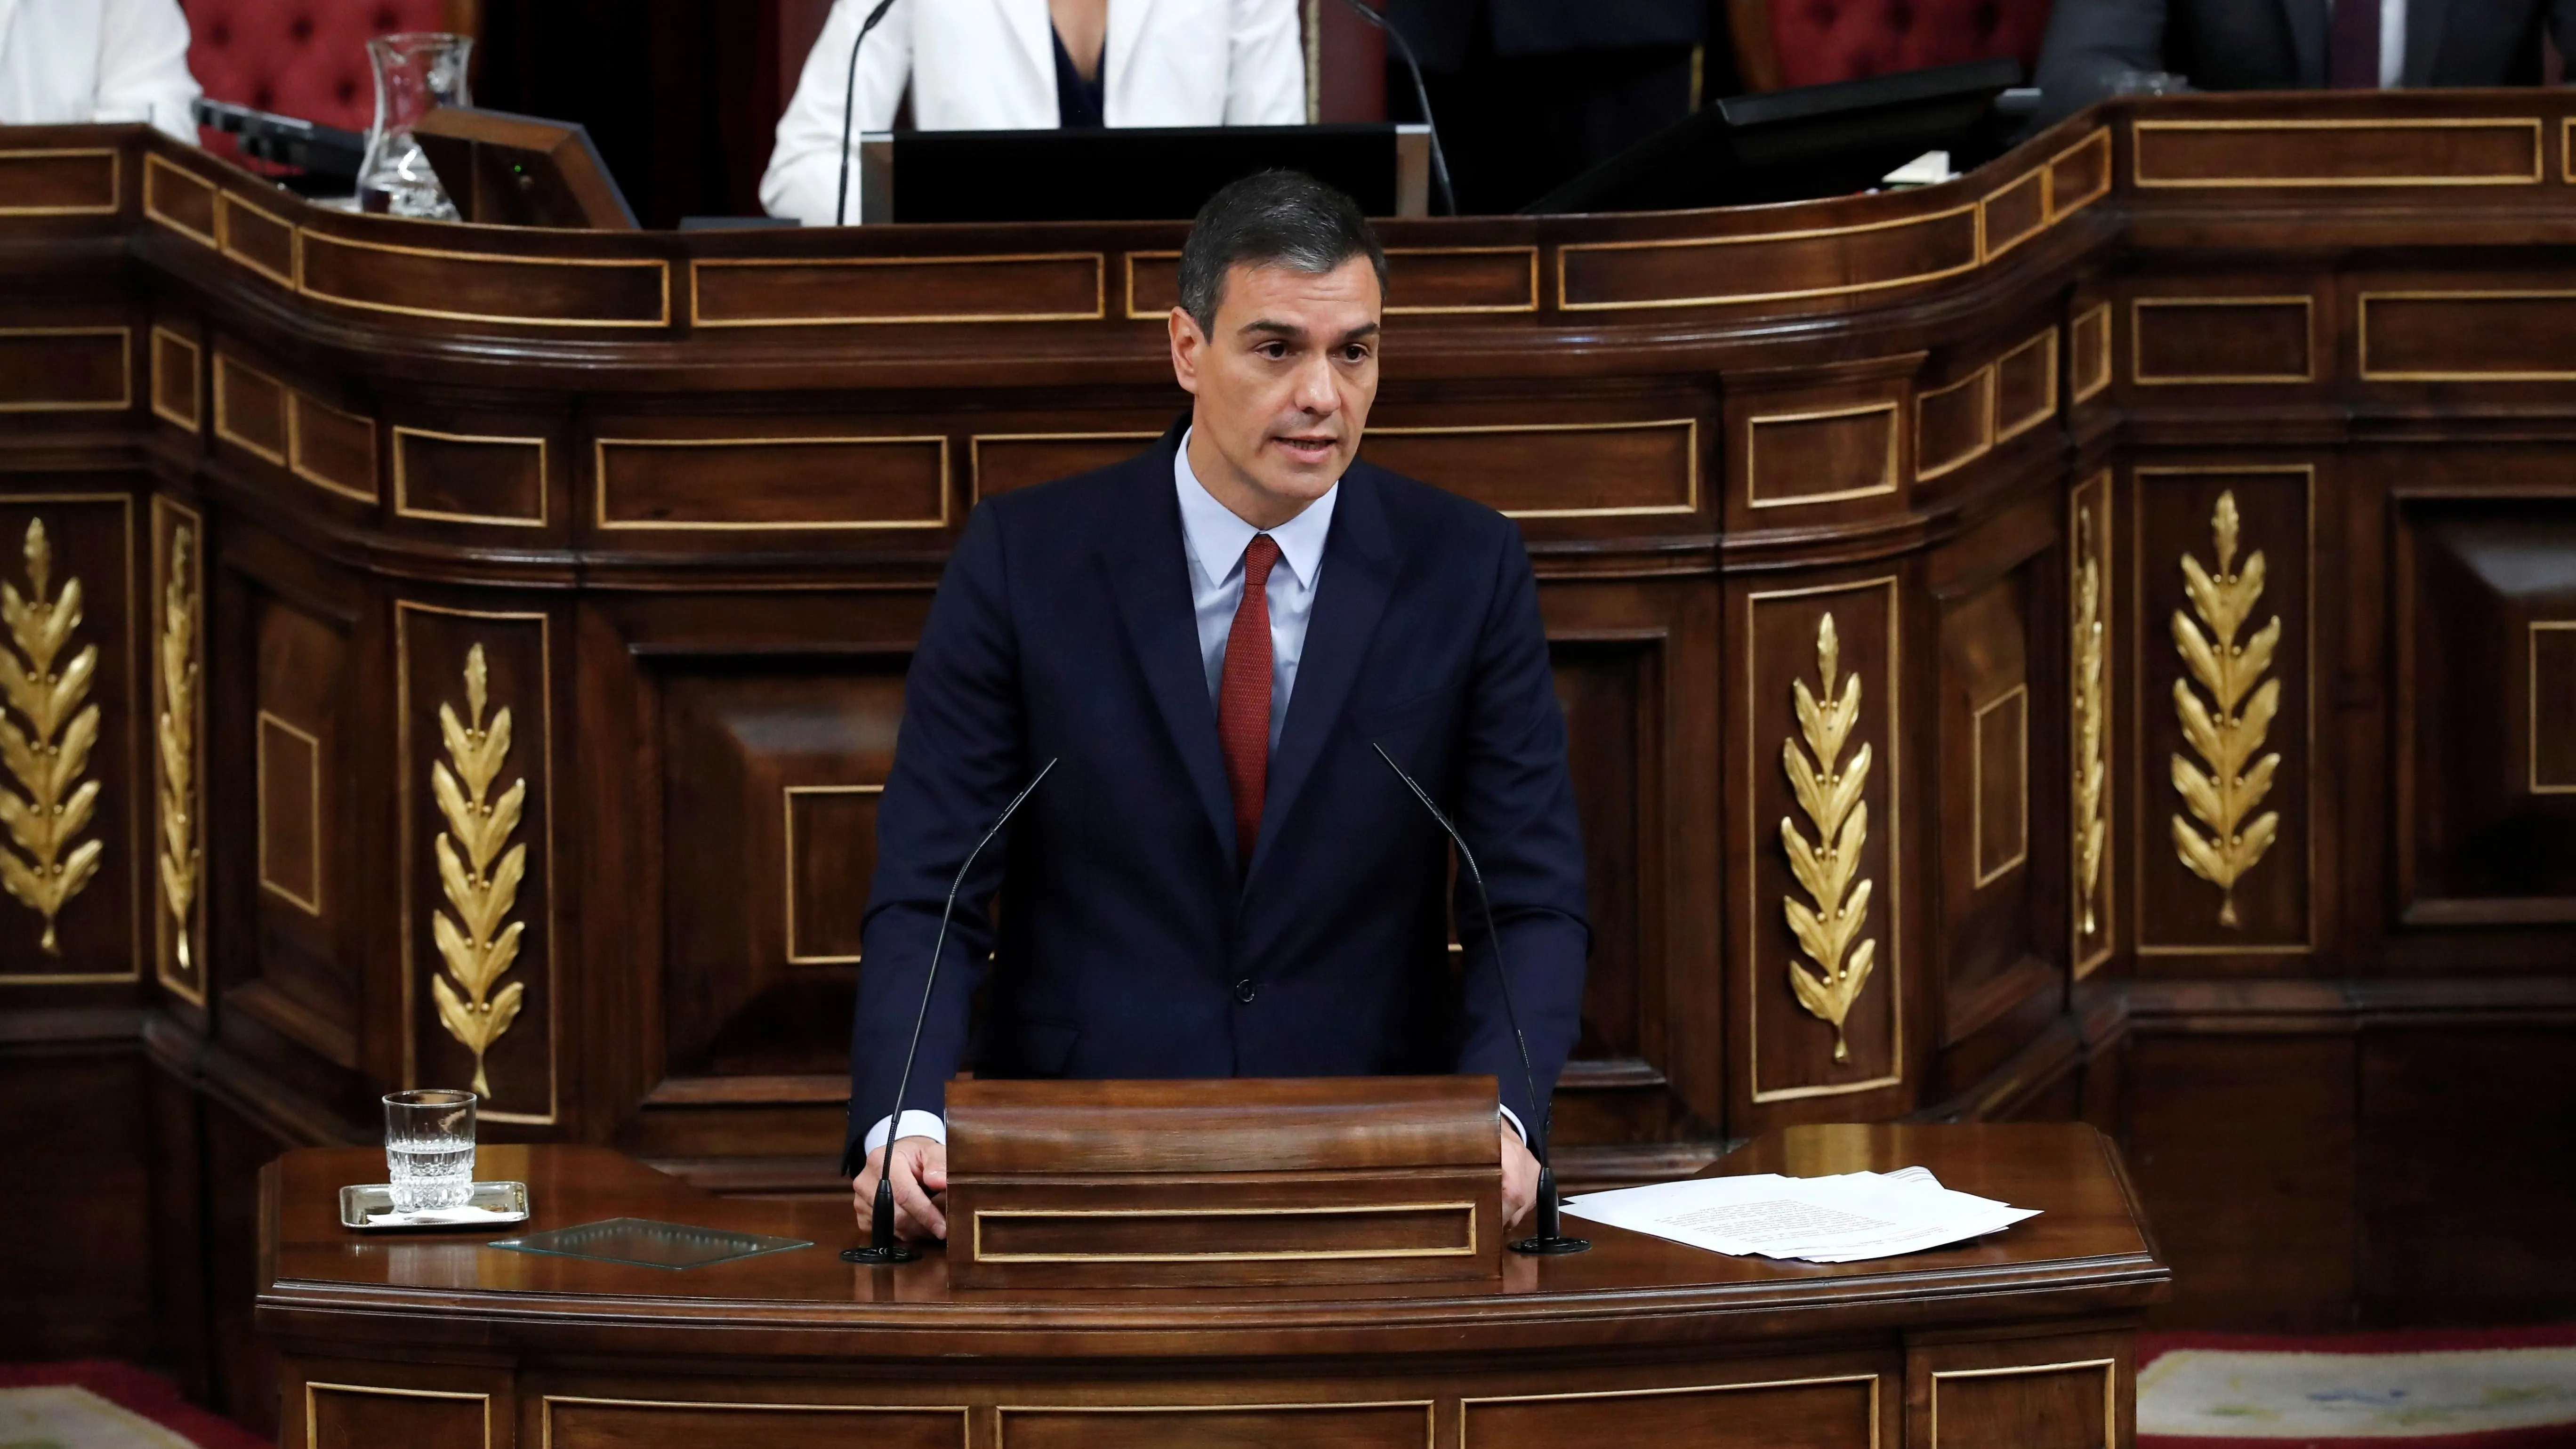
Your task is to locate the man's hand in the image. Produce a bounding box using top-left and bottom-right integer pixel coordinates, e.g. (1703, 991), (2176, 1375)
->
(1500, 1122), (1540, 1231)
(852, 1135), (949, 1242)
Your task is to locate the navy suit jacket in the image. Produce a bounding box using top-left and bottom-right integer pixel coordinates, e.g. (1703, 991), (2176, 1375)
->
(843, 425), (1590, 1170)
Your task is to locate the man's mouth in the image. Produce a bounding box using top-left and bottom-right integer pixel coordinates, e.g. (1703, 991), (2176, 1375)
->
(1272, 434), (1339, 464)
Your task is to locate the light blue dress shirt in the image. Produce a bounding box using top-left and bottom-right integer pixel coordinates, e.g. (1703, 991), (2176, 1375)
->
(1173, 428), (1338, 753)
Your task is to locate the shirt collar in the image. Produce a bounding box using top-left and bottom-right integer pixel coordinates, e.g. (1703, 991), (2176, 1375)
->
(1174, 427), (1338, 591)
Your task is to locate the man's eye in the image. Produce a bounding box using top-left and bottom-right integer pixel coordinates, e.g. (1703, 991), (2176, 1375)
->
(1258, 343), (1288, 359)
(1342, 346), (1371, 362)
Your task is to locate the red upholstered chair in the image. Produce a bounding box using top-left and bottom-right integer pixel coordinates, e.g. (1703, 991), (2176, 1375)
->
(1728, 0), (2052, 91)
(182, 0), (479, 154)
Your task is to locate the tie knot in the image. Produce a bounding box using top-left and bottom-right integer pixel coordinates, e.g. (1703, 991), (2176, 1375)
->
(1242, 533), (1283, 590)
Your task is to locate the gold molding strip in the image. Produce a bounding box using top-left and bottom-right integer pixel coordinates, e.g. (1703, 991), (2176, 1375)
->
(967, 430), (1162, 506)
(1913, 368), (1995, 483)
(591, 435), (951, 531)
(301, 230), (673, 329)
(255, 710), (324, 916)
(1780, 612), (1878, 1063)
(971, 1200), (1478, 1264)
(1366, 418), (1703, 518)
(998, 1400), (1433, 1449)
(2046, 127), (2114, 220)
(428, 644), (529, 1097)
(395, 601), (557, 1122)
(0, 147), (120, 217)
(1465, 1373), (1881, 1449)
(0, 326), (134, 414)
(142, 154), (217, 247)
(0, 517), (105, 956)
(286, 392), (381, 504)
(1980, 167), (2048, 263)
(153, 499), (205, 1005)
(2133, 116), (2544, 188)
(2071, 473), (2111, 974)
(2358, 290), (2576, 381)
(1928, 1359), (2115, 1449)
(784, 783), (880, 964)
(691, 251), (1107, 328)
(2130, 295), (2316, 386)
(2071, 301), (2113, 403)
(1124, 246), (1543, 320)
(1748, 577), (1901, 1102)
(1971, 683), (2030, 888)
(393, 426), (548, 528)
(212, 353), (287, 465)
(1558, 202), (1981, 313)
(2530, 621), (2575, 795)
(542, 1396), (971, 1448)
(1994, 326), (2060, 443)
(159, 523), (201, 977)
(216, 189), (298, 289)
(1746, 401), (1901, 508)
(1121, 250), (1180, 321)
(149, 326), (201, 431)
(306, 1383), (491, 1449)
(2169, 490), (2283, 929)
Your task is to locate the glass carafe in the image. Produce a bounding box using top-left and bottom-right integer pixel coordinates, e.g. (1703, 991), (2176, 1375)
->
(357, 32), (474, 219)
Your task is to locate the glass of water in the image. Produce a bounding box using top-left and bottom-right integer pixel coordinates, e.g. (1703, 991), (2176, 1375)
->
(384, 1089), (476, 1212)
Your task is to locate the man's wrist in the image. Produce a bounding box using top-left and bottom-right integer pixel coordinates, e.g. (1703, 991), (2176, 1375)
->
(862, 1109), (950, 1157)
(1498, 1104), (1527, 1144)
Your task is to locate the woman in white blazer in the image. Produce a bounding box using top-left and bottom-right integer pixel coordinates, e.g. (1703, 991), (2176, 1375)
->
(762, 0), (1307, 225)
(0, 0), (201, 143)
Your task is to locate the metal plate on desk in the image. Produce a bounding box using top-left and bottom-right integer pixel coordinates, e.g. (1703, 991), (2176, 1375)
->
(486, 1216), (813, 1270)
(339, 1181), (530, 1230)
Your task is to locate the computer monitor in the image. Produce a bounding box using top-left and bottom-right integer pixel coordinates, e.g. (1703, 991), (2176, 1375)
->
(856, 124), (1431, 224)
(1522, 57), (2023, 215)
(412, 106), (637, 231)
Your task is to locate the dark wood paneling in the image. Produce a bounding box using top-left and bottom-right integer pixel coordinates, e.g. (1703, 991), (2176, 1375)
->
(395, 427), (549, 527)
(2133, 117), (2541, 186)
(550, 1400), (965, 1449)
(1362, 420), (1698, 519)
(2131, 297), (2313, 385)
(693, 254), (1103, 326)
(0, 1046), (153, 1357)
(1744, 404), (1900, 508)
(2127, 1032), (2355, 1329)
(308, 1384), (489, 1449)
(1465, 1374), (1876, 1449)
(0, 146), (120, 213)
(595, 435), (948, 531)
(0, 326), (128, 411)
(1001, 1404), (1430, 1449)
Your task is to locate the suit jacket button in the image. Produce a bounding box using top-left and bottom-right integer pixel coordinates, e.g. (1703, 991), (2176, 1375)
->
(1234, 979), (1256, 1004)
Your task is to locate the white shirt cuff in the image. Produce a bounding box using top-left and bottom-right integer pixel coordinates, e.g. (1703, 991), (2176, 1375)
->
(862, 1110), (949, 1156)
(1498, 1104), (1527, 1144)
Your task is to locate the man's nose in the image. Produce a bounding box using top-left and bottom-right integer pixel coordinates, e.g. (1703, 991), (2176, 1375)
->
(1289, 353), (1341, 415)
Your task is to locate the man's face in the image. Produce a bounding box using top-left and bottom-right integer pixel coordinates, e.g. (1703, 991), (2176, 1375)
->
(1168, 254), (1382, 525)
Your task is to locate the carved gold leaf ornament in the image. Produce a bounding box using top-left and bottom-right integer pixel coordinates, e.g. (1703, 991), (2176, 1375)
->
(158, 526), (199, 973)
(1780, 612), (1877, 1063)
(2169, 491), (2282, 928)
(2073, 507), (2107, 939)
(0, 519), (105, 955)
(429, 644), (527, 1096)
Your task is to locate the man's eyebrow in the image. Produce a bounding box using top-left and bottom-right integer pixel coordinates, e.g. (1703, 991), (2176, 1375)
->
(1238, 318), (1305, 339)
(1336, 322), (1382, 346)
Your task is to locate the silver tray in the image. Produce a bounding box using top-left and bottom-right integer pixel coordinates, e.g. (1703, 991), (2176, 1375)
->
(339, 1180), (530, 1230)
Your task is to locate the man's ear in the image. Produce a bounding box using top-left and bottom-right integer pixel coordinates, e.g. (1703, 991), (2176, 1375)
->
(1168, 306), (1205, 396)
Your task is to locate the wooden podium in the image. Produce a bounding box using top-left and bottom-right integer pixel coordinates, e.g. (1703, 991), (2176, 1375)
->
(943, 1077), (1505, 1289)
(258, 1122), (2166, 1449)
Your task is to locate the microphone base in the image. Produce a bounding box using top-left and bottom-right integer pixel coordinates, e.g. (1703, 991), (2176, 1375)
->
(839, 1242), (922, 1264)
(1508, 1233), (1592, 1256)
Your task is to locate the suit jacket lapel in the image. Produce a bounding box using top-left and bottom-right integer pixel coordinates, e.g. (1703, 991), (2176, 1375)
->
(1101, 434), (1240, 874)
(997, 0), (1061, 103)
(2283, 0), (2328, 86)
(1246, 469), (1398, 885)
(1104, 0), (1160, 118)
(2401, 0), (2447, 85)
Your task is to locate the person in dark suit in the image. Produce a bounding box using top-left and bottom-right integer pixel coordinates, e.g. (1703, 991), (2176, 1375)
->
(845, 170), (1590, 1241)
(2034, 0), (2576, 125)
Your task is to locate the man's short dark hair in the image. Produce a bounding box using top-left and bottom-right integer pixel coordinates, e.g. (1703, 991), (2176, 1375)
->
(1177, 171), (1387, 335)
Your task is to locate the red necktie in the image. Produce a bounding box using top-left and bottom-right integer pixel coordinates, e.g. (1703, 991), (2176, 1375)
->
(2329, 0), (2380, 88)
(1218, 535), (1282, 866)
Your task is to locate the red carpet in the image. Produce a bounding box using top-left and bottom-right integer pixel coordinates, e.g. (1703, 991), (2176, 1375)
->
(0, 1362), (267, 1449)
(2141, 1326), (2576, 1449)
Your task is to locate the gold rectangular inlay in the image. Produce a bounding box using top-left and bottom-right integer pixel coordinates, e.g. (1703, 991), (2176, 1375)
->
(971, 1200), (1478, 1263)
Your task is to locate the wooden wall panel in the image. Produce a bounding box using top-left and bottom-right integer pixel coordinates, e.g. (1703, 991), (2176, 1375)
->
(0, 146), (120, 215)
(2395, 499), (2576, 921)
(549, 1400), (966, 1449)
(1362, 420), (1699, 519)
(1000, 1403), (1431, 1449)
(2132, 117), (2543, 187)
(0, 326), (129, 412)
(1464, 1373), (1877, 1449)
(2131, 297), (2314, 386)
(2130, 467), (2315, 966)
(0, 1046), (153, 1357)
(241, 596), (356, 1069)
(595, 435), (949, 532)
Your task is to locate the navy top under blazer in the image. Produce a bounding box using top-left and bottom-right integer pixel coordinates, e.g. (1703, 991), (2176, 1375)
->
(842, 423), (1590, 1171)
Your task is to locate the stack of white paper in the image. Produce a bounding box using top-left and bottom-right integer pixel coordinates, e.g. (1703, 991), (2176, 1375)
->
(1560, 1166), (2038, 1263)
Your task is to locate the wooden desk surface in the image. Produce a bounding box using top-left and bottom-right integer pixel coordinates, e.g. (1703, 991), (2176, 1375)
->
(260, 1122), (2163, 1363)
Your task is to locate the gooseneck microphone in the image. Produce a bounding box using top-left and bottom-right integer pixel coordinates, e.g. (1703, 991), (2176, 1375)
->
(1328, 0), (1458, 217)
(844, 757), (1060, 1264)
(833, 0), (907, 226)
(1373, 744), (1588, 1255)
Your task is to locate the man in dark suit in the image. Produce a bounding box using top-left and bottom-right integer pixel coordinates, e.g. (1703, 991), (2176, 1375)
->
(845, 170), (1590, 1241)
(2033, 0), (2576, 125)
